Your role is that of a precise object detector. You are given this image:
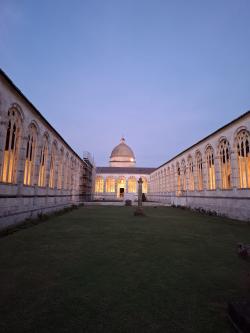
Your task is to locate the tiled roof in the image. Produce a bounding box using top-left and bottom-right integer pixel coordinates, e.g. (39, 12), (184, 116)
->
(96, 167), (156, 175)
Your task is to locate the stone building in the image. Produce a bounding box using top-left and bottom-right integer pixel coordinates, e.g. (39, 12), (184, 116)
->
(94, 138), (155, 200)
(1, 68), (249, 226)
(0, 69), (92, 229)
(148, 111), (250, 221)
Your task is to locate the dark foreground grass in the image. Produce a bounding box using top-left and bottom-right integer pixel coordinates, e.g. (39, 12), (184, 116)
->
(0, 206), (249, 333)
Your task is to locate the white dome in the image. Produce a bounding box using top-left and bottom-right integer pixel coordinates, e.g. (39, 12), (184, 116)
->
(109, 138), (136, 167)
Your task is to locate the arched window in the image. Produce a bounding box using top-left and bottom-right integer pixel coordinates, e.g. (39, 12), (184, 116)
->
(187, 155), (194, 191)
(171, 164), (175, 192)
(167, 167), (170, 192)
(219, 139), (231, 189)
(206, 146), (216, 190)
(106, 177), (115, 192)
(181, 159), (186, 191)
(176, 162), (181, 193)
(2, 108), (22, 183)
(128, 176), (137, 193)
(64, 153), (69, 189)
(95, 176), (104, 192)
(38, 135), (49, 187)
(23, 124), (37, 186)
(49, 142), (57, 188)
(196, 151), (203, 191)
(57, 148), (64, 189)
(236, 129), (250, 188)
(142, 177), (148, 193)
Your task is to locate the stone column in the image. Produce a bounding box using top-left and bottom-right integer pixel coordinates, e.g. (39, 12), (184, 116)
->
(134, 177), (144, 216)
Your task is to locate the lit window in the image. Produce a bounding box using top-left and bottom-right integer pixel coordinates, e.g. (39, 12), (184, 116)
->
(196, 151), (203, 191)
(236, 130), (250, 188)
(206, 146), (216, 190)
(57, 148), (64, 189)
(128, 177), (136, 193)
(2, 108), (22, 183)
(23, 124), (37, 186)
(95, 176), (104, 192)
(181, 159), (186, 191)
(188, 156), (194, 191)
(38, 136), (49, 187)
(176, 162), (181, 194)
(106, 177), (115, 192)
(219, 139), (231, 189)
(49, 143), (57, 189)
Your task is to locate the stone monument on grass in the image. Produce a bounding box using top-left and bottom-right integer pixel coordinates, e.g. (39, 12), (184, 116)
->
(134, 177), (145, 216)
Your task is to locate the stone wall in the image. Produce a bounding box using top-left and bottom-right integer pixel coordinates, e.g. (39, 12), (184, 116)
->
(0, 70), (86, 230)
(148, 112), (250, 221)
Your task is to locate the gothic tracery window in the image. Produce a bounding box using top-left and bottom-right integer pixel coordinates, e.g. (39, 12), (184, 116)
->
(23, 124), (37, 186)
(128, 176), (137, 193)
(2, 108), (22, 183)
(95, 176), (104, 193)
(106, 177), (115, 192)
(57, 148), (64, 189)
(181, 159), (186, 191)
(205, 146), (216, 190)
(196, 151), (203, 191)
(38, 135), (49, 187)
(219, 139), (231, 189)
(176, 162), (181, 194)
(49, 142), (57, 189)
(236, 129), (250, 188)
(187, 155), (194, 191)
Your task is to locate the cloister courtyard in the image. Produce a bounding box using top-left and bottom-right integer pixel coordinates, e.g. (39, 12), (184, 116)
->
(0, 206), (249, 332)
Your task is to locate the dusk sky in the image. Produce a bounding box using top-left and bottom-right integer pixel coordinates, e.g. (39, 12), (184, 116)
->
(1, 0), (250, 167)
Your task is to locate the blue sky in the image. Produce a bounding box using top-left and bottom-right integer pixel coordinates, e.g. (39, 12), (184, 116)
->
(1, 0), (250, 166)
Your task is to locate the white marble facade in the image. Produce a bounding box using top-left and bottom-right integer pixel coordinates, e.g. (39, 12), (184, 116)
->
(0, 70), (85, 229)
(148, 112), (250, 221)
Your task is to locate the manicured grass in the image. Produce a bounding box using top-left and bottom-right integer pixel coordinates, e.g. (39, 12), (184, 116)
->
(0, 206), (249, 332)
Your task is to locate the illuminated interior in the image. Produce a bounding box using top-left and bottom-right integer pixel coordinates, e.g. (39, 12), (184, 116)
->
(188, 156), (195, 191)
(196, 151), (203, 191)
(2, 110), (21, 183)
(128, 177), (136, 193)
(95, 176), (104, 192)
(237, 130), (250, 188)
(219, 139), (231, 189)
(176, 163), (181, 194)
(181, 160), (187, 191)
(105, 177), (115, 192)
(23, 125), (37, 186)
(57, 149), (64, 189)
(206, 146), (216, 190)
(38, 137), (48, 187)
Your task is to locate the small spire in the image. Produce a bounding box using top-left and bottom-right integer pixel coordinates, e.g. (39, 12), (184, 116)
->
(121, 136), (125, 143)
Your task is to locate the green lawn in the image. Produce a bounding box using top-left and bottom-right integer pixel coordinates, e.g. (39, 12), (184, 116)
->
(0, 206), (249, 333)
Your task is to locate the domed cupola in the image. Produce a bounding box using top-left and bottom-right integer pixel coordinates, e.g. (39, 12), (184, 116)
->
(109, 138), (136, 167)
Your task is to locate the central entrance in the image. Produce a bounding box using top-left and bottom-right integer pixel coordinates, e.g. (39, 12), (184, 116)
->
(119, 188), (124, 198)
(117, 177), (126, 198)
